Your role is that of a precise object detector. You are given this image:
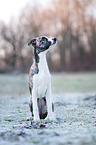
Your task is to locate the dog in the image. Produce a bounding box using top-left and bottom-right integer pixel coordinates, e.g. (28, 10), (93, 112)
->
(28, 36), (57, 121)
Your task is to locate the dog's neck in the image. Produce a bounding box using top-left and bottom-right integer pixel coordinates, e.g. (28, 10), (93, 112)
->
(38, 52), (49, 73)
(33, 48), (49, 74)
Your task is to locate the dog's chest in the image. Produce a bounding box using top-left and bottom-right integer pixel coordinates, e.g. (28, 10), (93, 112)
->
(33, 71), (51, 98)
(33, 53), (51, 98)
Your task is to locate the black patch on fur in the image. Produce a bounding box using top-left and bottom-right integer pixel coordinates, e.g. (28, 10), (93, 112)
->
(29, 54), (39, 95)
(28, 36), (51, 54)
(28, 39), (36, 46)
(29, 99), (33, 116)
(34, 48), (39, 63)
(37, 97), (48, 119)
(37, 37), (51, 53)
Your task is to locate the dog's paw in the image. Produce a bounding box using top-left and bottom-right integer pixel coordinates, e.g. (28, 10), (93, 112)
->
(34, 117), (40, 122)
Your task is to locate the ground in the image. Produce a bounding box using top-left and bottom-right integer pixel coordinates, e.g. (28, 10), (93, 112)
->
(0, 72), (96, 145)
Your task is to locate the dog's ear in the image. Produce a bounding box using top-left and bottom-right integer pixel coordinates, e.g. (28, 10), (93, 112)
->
(28, 39), (36, 46)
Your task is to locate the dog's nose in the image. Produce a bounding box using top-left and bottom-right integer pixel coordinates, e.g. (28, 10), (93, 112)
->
(52, 38), (57, 42)
(52, 38), (57, 44)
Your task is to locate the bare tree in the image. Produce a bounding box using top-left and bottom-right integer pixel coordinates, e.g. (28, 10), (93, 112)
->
(0, 0), (96, 72)
(1, 22), (17, 69)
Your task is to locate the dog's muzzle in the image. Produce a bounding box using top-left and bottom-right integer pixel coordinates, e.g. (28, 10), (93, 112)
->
(49, 37), (57, 45)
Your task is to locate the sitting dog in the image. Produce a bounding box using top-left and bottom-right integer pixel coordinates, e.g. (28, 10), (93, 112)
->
(28, 36), (57, 121)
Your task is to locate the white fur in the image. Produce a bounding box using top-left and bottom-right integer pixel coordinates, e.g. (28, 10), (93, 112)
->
(48, 38), (54, 44)
(32, 51), (54, 121)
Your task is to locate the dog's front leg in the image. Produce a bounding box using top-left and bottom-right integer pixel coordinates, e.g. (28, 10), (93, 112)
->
(46, 85), (54, 121)
(32, 89), (40, 121)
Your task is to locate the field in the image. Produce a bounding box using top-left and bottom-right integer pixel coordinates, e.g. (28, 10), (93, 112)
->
(0, 72), (96, 145)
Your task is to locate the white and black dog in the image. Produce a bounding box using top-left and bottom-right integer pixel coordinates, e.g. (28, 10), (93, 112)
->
(28, 36), (57, 121)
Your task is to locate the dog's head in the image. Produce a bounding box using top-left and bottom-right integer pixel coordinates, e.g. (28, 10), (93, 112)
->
(28, 36), (57, 54)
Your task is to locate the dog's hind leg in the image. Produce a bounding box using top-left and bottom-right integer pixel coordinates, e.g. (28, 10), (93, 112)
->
(46, 85), (55, 120)
(29, 99), (33, 117)
(37, 97), (48, 119)
(32, 90), (40, 121)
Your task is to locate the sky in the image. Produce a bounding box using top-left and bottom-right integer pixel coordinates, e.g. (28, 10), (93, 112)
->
(0, 0), (30, 23)
(0, 0), (50, 23)
(0, 0), (96, 24)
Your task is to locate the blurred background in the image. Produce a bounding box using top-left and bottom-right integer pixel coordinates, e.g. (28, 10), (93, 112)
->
(0, 0), (96, 73)
(0, 1), (96, 144)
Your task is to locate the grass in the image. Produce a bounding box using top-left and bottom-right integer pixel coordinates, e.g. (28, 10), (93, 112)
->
(52, 72), (96, 93)
(0, 72), (96, 97)
(0, 72), (96, 145)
